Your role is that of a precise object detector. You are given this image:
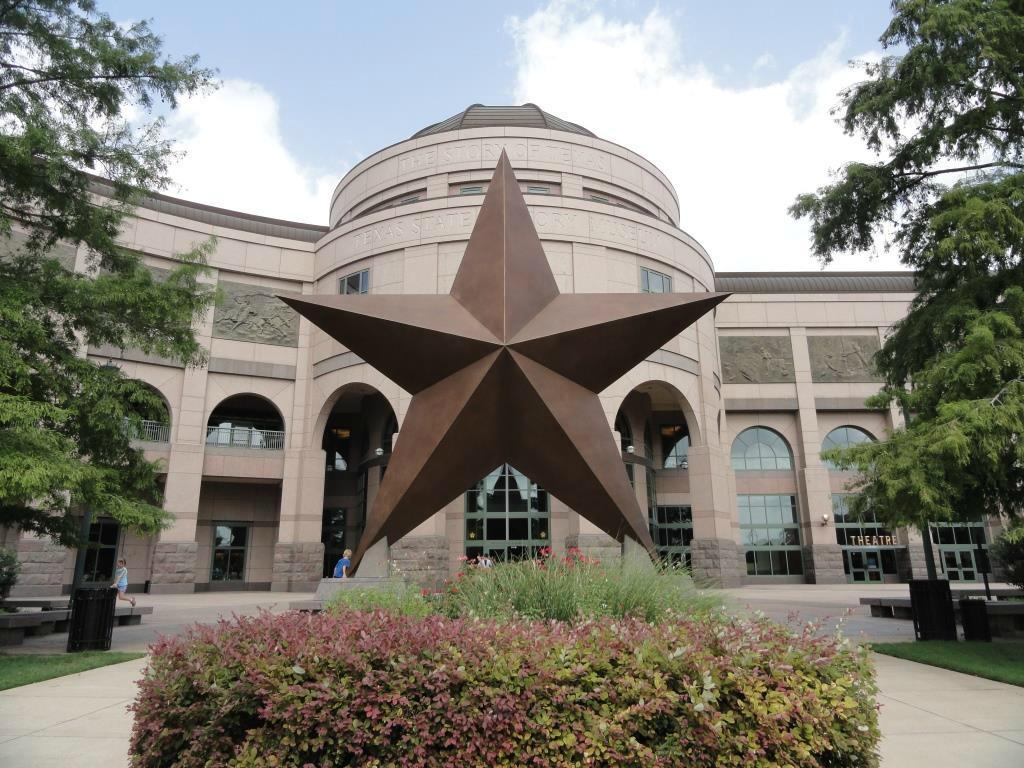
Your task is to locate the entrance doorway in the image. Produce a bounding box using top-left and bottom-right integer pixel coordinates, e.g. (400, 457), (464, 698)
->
(846, 549), (883, 582)
(464, 465), (549, 561)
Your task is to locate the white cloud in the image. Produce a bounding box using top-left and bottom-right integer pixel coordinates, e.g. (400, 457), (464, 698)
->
(508, 2), (900, 271)
(163, 80), (336, 224)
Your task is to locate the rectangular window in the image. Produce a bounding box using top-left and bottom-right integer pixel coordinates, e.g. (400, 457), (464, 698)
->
(459, 185), (484, 195)
(339, 269), (369, 295)
(738, 495), (803, 576)
(589, 193), (610, 203)
(83, 518), (120, 582)
(650, 505), (693, 567)
(211, 524), (248, 582)
(526, 185), (550, 194)
(640, 267), (672, 294)
(399, 195), (421, 204)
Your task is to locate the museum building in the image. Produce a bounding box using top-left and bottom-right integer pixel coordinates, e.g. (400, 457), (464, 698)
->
(2, 104), (1001, 595)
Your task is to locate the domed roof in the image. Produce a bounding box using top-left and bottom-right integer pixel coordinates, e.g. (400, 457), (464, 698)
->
(411, 104), (597, 139)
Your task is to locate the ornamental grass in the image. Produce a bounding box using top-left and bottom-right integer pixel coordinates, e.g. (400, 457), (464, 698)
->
(131, 609), (880, 767)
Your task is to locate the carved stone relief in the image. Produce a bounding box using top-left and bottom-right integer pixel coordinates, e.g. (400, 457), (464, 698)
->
(720, 336), (795, 384)
(212, 280), (299, 347)
(808, 335), (882, 383)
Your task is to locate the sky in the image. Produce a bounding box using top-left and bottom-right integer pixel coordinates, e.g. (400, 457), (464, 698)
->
(99, 0), (900, 271)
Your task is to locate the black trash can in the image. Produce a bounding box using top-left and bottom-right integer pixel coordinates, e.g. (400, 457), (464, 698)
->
(909, 579), (957, 641)
(66, 587), (117, 652)
(959, 598), (991, 642)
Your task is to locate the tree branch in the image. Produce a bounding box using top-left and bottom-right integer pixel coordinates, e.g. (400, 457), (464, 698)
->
(893, 161), (1024, 181)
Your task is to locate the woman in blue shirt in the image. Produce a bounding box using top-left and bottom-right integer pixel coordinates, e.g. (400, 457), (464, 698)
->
(333, 549), (352, 578)
(110, 558), (136, 607)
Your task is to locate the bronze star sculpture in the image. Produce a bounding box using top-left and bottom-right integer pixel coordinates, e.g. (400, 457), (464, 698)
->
(281, 151), (727, 571)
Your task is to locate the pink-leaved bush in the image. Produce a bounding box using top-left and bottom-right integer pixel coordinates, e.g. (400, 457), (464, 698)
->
(130, 611), (879, 767)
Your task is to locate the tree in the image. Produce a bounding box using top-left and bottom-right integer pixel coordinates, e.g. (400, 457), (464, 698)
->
(791, 0), (1024, 544)
(0, 1), (217, 545)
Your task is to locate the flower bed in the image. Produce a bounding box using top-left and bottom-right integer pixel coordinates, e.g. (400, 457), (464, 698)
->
(131, 610), (879, 767)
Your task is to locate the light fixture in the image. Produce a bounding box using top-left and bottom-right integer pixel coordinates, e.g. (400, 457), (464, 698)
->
(626, 445), (635, 454)
(375, 447), (384, 457)
(821, 513), (830, 526)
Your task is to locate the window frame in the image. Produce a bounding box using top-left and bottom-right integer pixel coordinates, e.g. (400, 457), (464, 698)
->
(338, 269), (370, 295)
(640, 267), (673, 294)
(730, 427), (794, 471)
(738, 494), (803, 576)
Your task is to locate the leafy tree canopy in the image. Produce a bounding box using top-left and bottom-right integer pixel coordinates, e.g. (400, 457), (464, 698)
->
(793, 0), (1024, 530)
(0, 1), (217, 544)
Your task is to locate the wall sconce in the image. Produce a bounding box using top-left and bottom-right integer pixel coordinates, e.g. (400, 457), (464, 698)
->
(375, 448), (384, 457)
(626, 445), (635, 454)
(821, 513), (830, 526)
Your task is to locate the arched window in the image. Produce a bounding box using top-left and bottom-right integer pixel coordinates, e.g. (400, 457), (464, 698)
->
(730, 427), (793, 471)
(821, 426), (874, 470)
(614, 411), (633, 453)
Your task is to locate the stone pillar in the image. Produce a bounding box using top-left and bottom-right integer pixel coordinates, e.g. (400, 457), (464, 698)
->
(10, 533), (68, 597)
(565, 514), (621, 563)
(902, 528), (931, 580)
(390, 535), (447, 589)
(688, 444), (741, 586)
(272, 448), (327, 591)
(790, 329), (846, 584)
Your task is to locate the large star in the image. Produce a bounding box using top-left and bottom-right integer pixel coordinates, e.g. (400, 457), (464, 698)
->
(282, 152), (727, 571)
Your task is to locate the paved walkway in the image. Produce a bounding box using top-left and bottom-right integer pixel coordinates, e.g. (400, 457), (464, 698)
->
(1, 585), (1021, 766)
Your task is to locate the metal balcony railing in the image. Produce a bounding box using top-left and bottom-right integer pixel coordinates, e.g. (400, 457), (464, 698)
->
(205, 425), (285, 451)
(130, 420), (170, 443)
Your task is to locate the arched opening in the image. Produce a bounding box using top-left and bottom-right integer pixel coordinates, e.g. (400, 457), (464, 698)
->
(320, 385), (396, 576)
(464, 464), (549, 562)
(616, 381), (699, 567)
(126, 381), (172, 443)
(206, 394), (284, 450)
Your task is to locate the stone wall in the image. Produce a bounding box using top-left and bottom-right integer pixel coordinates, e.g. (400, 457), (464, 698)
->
(802, 544), (846, 584)
(149, 542), (198, 594)
(690, 538), (741, 587)
(271, 541), (324, 592)
(10, 537), (67, 597)
(390, 535), (449, 590)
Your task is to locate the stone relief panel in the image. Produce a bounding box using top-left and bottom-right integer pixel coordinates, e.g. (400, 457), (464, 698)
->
(808, 335), (882, 383)
(212, 280), (299, 347)
(720, 336), (795, 384)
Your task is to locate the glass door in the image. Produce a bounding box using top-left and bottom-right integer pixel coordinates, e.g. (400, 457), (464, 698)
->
(211, 524), (248, 582)
(847, 549), (883, 582)
(942, 549), (978, 581)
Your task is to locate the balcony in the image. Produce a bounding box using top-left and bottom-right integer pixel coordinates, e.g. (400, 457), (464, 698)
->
(205, 425), (285, 451)
(133, 419), (170, 443)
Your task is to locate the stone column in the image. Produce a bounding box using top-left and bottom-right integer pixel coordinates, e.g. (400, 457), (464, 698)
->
(272, 447), (327, 592)
(790, 329), (845, 584)
(688, 444), (741, 587)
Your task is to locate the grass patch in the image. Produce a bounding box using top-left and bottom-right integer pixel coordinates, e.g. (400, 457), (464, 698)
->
(0, 651), (145, 691)
(872, 641), (1024, 687)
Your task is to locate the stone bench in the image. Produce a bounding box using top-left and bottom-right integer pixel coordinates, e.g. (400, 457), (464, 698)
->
(0, 605), (152, 646)
(860, 595), (1024, 639)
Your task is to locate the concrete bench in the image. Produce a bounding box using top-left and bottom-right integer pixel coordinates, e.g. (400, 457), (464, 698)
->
(0, 605), (152, 646)
(1, 597), (71, 610)
(860, 595), (1024, 638)
(859, 597), (914, 619)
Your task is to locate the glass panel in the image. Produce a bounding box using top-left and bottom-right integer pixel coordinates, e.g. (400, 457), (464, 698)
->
(95, 548), (116, 581)
(771, 550), (788, 576)
(466, 518), (483, 542)
(787, 550), (804, 575)
(99, 523), (119, 546)
(531, 517), (548, 541)
(486, 518), (506, 540)
(230, 526), (247, 547)
(939, 527), (955, 545)
(754, 550), (772, 575)
(746, 550), (755, 575)
(227, 549), (245, 580)
(214, 525), (232, 548)
(508, 518), (528, 541)
(954, 527), (971, 545)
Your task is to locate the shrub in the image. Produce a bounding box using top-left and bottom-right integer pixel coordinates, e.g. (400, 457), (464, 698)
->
(131, 611), (880, 767)
(0, 547), (19, 599)
(436, 550), (720, 623)
(991, 525), (1024, 589)
(325, 578), (433, 618)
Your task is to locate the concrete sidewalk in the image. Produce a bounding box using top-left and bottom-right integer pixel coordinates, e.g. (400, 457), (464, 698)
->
(1, 652), (1022, 767)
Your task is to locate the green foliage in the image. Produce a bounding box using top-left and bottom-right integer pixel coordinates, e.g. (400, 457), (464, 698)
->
(991, 524), (1024, 588)
(795, 0), (1024, 529)
(436, 552), (721, 623)
(325, 579), (433, 618)
(0, 2), (217, 544)
(0, 547), (20, 591)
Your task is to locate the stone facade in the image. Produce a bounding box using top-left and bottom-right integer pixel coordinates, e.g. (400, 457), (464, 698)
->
(565, 533), (622, 564)
(149, 542), (198, 594)
(690, 538), (742, 588)
(10, 537), (67, 597)
(802, 544), (847, 585)
(389, 536), (449, 589)
(271, 541), (324, 592)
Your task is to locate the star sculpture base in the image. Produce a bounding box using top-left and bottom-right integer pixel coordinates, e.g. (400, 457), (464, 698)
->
(282, 151), (728, 574)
